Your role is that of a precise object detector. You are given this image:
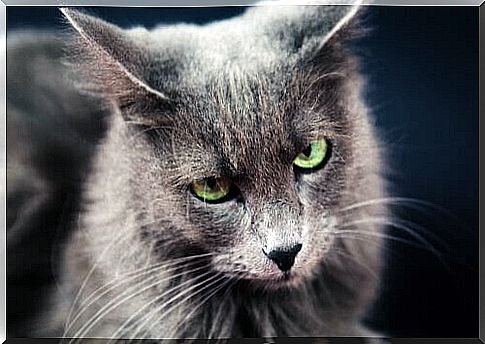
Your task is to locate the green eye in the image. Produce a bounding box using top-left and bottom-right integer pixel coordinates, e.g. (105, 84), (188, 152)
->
(293, 139), (328, 169)
(191, 176), (232, 202)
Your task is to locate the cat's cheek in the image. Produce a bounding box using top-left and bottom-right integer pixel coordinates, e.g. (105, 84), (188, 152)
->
(298, 215), (337, 267)
(211, 250), (271, 278)
(296, 176), (332, 210)
(179, 200), (246, 246)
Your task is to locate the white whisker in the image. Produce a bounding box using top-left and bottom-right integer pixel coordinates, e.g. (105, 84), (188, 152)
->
(109, 269), (215, 340)
(66, 263), (213, 341)
(134, 273), (226, 340)
(66, 252), (214, 335)
(336, 217), (444, 261)
(172, 276), (234, 339)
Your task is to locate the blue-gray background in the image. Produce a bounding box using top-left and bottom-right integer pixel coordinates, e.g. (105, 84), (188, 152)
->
(6, 6), (479, 338)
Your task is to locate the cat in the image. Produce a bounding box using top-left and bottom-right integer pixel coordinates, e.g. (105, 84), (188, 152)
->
(7, 1), (387, 341)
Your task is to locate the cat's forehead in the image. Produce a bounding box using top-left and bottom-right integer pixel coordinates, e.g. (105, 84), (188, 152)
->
(174, 74), (312, 179)
(187, 69), (295, 147)
(141, 28), (326, 156)
(132, 22), (291, 85)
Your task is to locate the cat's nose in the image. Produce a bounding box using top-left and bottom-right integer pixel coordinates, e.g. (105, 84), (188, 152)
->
(263, 243), (302, 272)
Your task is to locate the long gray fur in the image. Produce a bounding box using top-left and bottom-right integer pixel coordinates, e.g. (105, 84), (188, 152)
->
(7, 3), (386, 341)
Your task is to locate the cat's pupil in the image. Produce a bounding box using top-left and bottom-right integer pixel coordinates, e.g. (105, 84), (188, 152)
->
(302, 145), (312, 157)
(206, 177), (217, 189)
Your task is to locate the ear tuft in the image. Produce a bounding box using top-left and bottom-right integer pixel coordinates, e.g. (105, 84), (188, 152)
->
(246, 0), (364, 62)
(60, 8), (168, 108)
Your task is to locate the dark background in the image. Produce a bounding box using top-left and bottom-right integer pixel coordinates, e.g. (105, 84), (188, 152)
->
(6, 6), (479, 338)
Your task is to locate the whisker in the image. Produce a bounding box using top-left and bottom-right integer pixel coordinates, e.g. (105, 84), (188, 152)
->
(171, 276), (234, 339)
(110, 269), (215, 340)
(339, 197), (465, 229)
(332, 229), (449, 271)
(64, 226), (135, 332)
(134, 273), (226, 340)
(206, 277), (236, 339)
(336, 217), (444, 262)
(65, 213), (176, 327)
(332, 231), (426, 250)
(66, 263), (213, 341)
(328, 249), (379, 280)
(79, 252), (214, 307)
(66, 252), (214, 333)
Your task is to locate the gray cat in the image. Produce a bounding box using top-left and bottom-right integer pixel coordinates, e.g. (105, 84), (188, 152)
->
(7, 2), (387, 341)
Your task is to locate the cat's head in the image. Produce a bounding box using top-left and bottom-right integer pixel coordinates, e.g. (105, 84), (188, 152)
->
(63, 2), (383, 289)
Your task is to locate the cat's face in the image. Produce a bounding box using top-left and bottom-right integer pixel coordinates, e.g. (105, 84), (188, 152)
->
(144, 69), (350, 287)
(64, 3), (381, 289)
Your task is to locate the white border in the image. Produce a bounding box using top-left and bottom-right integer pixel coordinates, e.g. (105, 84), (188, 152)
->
(1, 0), (5, 342)
(1, 1), (481, 343)
(1, 0), (484, 6)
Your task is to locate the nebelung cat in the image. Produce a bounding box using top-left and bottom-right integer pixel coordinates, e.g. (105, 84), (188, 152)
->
(8, 2), (386, 341)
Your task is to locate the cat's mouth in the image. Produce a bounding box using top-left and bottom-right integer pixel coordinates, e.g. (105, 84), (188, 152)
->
(230, 269), (305, 289)
(212, 254), (308, 289)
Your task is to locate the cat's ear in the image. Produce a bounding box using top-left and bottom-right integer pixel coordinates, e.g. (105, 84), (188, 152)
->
(249, 0), (363, 62)
(60, 8), (170, 122)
